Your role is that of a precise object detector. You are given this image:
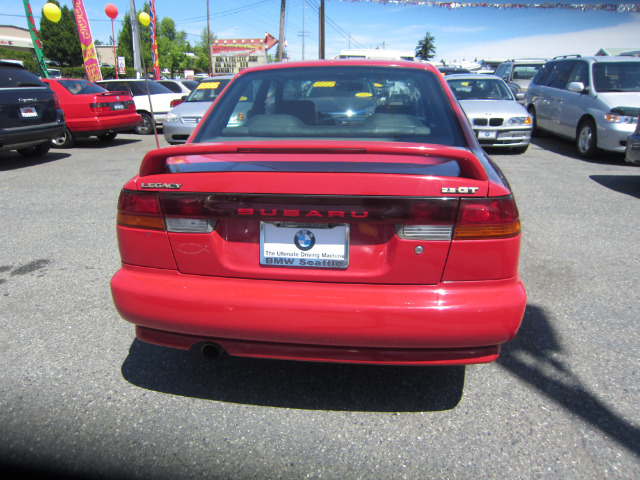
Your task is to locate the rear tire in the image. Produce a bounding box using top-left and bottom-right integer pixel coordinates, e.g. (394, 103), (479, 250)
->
(135, 112), (154, 135)
(51, 128), (75, 148)
(17, 142), (51, 157)
(97, 132), (117, 142)
(576, 119), (598, 158)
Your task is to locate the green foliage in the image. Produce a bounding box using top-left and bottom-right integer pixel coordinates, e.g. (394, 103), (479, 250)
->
(0, 47), (40, 74)
(60, 66), (86, 78)
(415, 32), (436, 61)
(193, 27), (216, 74)
(157, 17), (192, 76)
(39, 0), (83, 67)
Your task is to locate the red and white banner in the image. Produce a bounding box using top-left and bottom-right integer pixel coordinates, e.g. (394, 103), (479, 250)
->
(149, 0), (161, 80)
(341, 1), (640, 12)
(72, 0), (102, 82)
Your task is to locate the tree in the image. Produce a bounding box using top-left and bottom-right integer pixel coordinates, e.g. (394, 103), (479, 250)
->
(415, 32), (436, 61)
(193, 27), (216, 74)
(157, 17), (191, 76)
(39, 0), (83, 67)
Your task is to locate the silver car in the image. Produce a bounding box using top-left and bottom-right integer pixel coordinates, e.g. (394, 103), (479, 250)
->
(526, 55), (640, 158)
(447, 74), (532, 153)
(626, 114), (640, 166)
(163, 76), (233, 144)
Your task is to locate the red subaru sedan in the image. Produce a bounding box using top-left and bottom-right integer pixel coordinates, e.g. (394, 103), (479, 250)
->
(42, 78), (140, 148)
(111, 60), (526, 366)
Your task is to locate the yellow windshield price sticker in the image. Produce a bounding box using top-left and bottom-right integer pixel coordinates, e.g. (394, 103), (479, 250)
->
(355, 92), (373, 97)
(313, 81), (336, 87)
(197, 82), (220, 90)
(374, 83), (383, 87)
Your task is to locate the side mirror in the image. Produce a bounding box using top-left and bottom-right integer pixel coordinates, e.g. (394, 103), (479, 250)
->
(516, 93), (525, 101)
(567, 81), (587, 94)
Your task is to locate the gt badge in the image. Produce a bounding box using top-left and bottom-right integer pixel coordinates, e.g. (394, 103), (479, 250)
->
(442, 187), (479, 194)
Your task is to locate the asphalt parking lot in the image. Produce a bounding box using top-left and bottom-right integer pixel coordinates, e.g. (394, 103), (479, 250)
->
(1, 132), (639, 479)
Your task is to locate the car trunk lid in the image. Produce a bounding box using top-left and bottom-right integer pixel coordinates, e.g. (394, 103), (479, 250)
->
(117, 142), (520, 285)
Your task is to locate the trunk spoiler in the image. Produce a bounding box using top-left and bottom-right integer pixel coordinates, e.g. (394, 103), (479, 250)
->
(139, 142), (488, 181)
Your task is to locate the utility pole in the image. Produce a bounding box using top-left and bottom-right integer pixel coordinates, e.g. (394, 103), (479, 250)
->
(319, 0), (325, 59)
(278, 0), (286, 62)
(298, 0), (309, 60)
(206, 0), (212, 75)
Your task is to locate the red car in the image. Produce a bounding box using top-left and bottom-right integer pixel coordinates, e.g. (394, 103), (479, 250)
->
(41, 78), (140, 148)
(111, 60), (526, 366)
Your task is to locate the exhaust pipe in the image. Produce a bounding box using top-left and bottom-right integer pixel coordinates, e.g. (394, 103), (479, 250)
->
(199, 342), (224, 361)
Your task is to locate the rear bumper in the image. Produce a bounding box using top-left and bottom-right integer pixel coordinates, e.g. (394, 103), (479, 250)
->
(67, 114), (141, 136)
(0, 120), (65, 151)
(111, 264), (526, 365)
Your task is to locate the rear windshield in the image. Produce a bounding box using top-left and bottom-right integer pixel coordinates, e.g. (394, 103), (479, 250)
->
(128, 80), (173, 95)
(593, 62), (640, 93)
(191, 65), (465, 146)
(185, 78), (231, 102)
(0, 65), (45, 88)
(166, 158), (462, 177)
(447, 77), (515, 101)
(181, 80), (198, 91)
(58, 79), (107, 95)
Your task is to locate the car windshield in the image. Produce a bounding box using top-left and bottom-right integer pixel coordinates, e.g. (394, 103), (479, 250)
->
(511, 65), (541, 80)
(593, 62), (640, 93)
(185, 79), (231, 102)
(0, 65), (45, 88)
(192, 65), (465, 146)
(59, 79), (107, 95)
(447, 77), (514, 101)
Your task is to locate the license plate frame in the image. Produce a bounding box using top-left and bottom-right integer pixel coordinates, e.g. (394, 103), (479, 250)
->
(19, 106), (38, 118)
(260, 222), (349, 269)
(478, 130), (497, 140)
(113, 102), (124, 110)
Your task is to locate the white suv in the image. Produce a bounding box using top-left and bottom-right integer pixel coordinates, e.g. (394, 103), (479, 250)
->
(525, 55), (640, 158)
(96, 79), (182, 134)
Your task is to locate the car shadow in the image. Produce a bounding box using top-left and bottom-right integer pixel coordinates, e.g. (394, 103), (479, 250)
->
(0, 151), (70, 171)
(121, 340), (465, 412)
(121, 304), (640, 452)
(63, 137), (142, 149)
(498, 304), (640, 457)
(590, 174), (640, 199)
(530, 136), (627, 164)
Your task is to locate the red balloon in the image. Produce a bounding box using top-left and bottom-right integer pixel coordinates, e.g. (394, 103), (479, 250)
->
(105, 3), (118, 19)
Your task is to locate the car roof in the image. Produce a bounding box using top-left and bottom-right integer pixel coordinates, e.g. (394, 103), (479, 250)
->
(233, 59), (439, 77)
(571, 55), (640, 63)
(97, 78), (156, 82)
(446, 73), (502, 80)
(0, 60), (26, 69)
(199, 75), (234, 81)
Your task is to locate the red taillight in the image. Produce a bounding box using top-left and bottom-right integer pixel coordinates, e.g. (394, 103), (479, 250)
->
(116, 190), (165, 230)
(90, 101), (111, 113)
(453, 196), (520, 239)
(52, 91), (61, 109)
(170, 99), (183, 107)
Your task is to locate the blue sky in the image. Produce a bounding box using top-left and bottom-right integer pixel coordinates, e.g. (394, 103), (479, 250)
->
(2, 1), (639, 64)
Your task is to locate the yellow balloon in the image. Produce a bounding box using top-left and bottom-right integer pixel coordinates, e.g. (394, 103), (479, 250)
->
(43, 2), (62, 23)
(139, 12), (150, 27)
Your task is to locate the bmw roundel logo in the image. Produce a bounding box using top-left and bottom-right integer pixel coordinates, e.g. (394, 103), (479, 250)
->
(294, 230), (315, 251)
